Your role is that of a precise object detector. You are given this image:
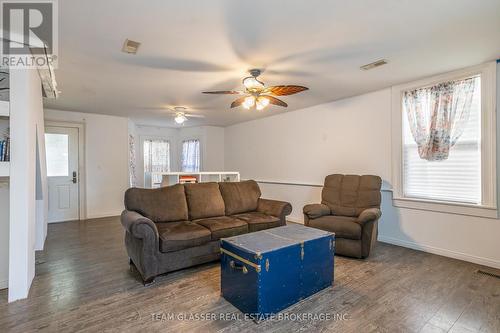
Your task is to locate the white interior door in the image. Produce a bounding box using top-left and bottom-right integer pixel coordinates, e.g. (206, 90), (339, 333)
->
(45, 126), (79, 223)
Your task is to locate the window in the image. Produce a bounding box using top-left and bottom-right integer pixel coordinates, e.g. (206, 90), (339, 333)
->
(181, 139), (200, 172)
(392, 62), (497, 217)
(45, 133), (69, 177)
(402, 76), (481, 204)
(143, 139), (170, 185)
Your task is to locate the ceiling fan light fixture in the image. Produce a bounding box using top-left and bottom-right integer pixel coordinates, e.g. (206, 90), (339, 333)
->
(202, 69), (308, 110)
(256, 96), (270, 110)
(242, 96), (256, 109)
(174, 112), (187, 124)
(242, 76), (264, 91)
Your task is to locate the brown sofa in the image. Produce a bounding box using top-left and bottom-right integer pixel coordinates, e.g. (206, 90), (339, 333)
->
(121, 180), (292, 283)
(303, 174), (382, 259)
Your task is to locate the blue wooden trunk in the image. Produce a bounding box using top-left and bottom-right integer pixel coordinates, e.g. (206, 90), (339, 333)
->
(220, 224), (335, 317)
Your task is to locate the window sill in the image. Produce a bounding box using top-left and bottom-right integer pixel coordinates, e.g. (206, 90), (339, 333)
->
(392, 197), (498, 218)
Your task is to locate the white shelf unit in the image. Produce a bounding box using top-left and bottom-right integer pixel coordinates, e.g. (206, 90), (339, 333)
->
(0, 101), (9, 177)
(144, 171), (240, 188)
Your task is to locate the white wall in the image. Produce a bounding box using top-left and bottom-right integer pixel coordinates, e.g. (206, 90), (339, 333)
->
(9, 69), (46, 301)
(35, 113), (48, 251)
(178, 126), (225, 172)
(40, 112), (224, 218)
(204, 126), (225, 171)
(0, 182), (9, 290)
(44, 109), (129, 219)
(131, 123), (225, 187)
(225, 64), (500, 269)
(0, 113), (10, 289)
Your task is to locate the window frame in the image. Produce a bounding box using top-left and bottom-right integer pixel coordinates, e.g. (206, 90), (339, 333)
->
(391, 61), (497, 218)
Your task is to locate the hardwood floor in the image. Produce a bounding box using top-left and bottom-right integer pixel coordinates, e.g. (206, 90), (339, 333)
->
(0, 217), (499, 333)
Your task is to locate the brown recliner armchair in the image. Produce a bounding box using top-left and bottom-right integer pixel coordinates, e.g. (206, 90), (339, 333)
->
(303, 174), (382, 258)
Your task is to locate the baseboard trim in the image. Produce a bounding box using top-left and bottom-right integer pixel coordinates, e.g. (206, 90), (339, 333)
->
(287, 216), (303, 224)
(378, 235), (500, 269)
(86, 212), (122, 220)
(0, 278), (7, 290)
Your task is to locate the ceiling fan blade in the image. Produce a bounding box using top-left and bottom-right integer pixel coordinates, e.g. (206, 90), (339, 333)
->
(185, 113), (205, 118)
(202, 90), (244, 95)
(266, 96), (288, 107)
(230, 96), (247, 108)
(262, 85), (309, 96)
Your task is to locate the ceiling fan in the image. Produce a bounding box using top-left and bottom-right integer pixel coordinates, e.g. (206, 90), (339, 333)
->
(202, 69), (309, 110)
(167, 106), (205, 125)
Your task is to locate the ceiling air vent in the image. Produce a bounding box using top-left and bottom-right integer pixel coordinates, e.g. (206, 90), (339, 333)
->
(122, 39), (141, 54)
(360, 59), (388, 71)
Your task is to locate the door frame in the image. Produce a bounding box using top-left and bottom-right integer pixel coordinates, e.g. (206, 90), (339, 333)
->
(45, 121), (86, 221)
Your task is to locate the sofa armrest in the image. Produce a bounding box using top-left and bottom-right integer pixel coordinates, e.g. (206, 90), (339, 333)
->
(303, 204), (331, 219)
(257, 198), (292, 221)
(357, 208), (382, 224)
(121, 210), (159, 240)
(121, 210), (160, 281)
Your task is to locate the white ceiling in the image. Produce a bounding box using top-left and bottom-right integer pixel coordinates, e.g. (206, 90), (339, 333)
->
(44, 0), (500, 127)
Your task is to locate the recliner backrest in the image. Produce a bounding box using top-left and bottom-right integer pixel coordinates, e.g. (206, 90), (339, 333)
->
(321, 174), (381, 217)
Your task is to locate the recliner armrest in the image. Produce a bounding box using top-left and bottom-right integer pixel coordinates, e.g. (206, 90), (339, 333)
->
(121, 210), (159, 240)
(357, 208), (382, 224)
(303, 204), (330, 219)
(257, 198), (292, 218)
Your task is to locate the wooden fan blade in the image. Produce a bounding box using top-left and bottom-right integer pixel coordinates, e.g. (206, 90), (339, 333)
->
(230, 96), (247, 108)
(185, 113), (205, 118)
(262, 85), (309, 96)
(202, 90), (243, 94)
(266, 96), (288, 107)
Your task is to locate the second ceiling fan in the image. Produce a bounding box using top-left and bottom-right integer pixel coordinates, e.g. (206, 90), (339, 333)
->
(202, 69), (309, 110)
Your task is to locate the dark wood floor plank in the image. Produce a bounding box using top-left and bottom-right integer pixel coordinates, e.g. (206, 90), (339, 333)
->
(0, 217), (499, 333)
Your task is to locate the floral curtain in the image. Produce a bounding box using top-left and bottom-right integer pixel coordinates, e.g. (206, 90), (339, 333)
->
(403, 76), (478, 161)
(128, 134), (137, 187)
(181, 139), (200, 172)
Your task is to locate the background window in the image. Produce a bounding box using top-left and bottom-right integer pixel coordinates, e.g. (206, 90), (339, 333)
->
(144, 139), (170, 185)
(181, 139), (200, 172)
(402, 76), (481, 204)
(45, 133), (69, 177)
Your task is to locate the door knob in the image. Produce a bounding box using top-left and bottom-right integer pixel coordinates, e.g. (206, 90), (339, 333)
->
(72, 171), (77, 184)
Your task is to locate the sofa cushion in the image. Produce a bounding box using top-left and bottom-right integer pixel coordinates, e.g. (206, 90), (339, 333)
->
(124, 184), (188, 222)
(322, 174), (381, 217)
(184, 182), (226, 220)
(232, 212), (280, 232)
(156, 221), (211, 253)
(194, 216), (248, 240)
(219, 180), (261, 215)
(307, 216), (361, 240)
